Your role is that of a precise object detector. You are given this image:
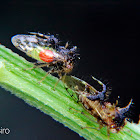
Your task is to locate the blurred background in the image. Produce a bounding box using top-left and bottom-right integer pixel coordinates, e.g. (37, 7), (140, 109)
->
(0, 1), (139, 140)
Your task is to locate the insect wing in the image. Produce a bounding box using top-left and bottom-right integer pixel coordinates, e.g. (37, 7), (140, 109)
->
(64, 75), (85, 91)
(64, 75), (97, 95)
(12, 34), (54, 51)
(11, 34), (60, 62)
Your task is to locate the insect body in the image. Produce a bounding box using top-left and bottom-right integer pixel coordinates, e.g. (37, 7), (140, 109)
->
(11, 32), (78, 82)
(64, 75), (132, 135)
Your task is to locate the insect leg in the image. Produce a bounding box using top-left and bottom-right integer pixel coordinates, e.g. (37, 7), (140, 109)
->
(80, 111), (103, 130)
(107, 127), (110, 140)
(32, 61), (46, 65)
(69, 107), (99, 126)
(65, 86), (79, 103)
(24, 63), (49, 71)
(62, 75), (79, 102)
(53, 72), (62, 90)
(81, 126), (101, 131)
(39, 68), (55, 84)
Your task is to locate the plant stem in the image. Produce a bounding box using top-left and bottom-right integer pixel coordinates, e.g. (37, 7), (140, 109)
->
(0, 44), (139, 140)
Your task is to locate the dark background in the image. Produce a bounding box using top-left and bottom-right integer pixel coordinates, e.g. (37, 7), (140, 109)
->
(0, 1), (139, 140)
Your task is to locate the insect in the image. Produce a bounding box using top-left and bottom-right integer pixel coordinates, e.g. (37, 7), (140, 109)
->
(63, 75), (132, 137)
(11, 32), (79, 85)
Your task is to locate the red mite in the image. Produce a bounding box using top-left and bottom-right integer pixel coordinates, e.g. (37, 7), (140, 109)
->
(39, 49), (54, 63)
(64, 75), (132, 137)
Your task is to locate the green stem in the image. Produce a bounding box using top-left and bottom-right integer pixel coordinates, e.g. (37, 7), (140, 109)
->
(0, 44), (139, 140)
